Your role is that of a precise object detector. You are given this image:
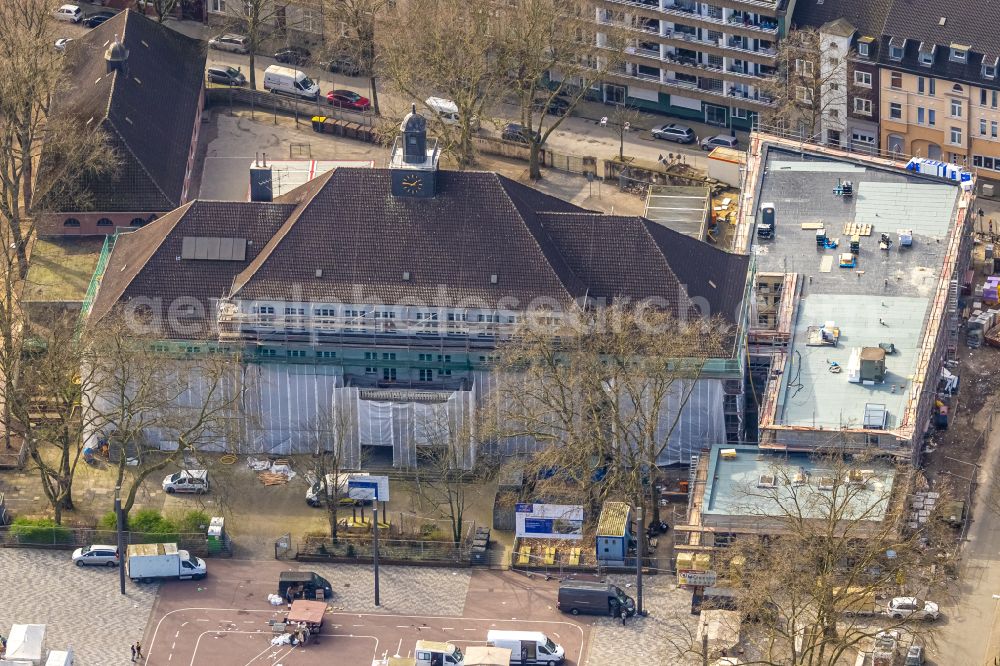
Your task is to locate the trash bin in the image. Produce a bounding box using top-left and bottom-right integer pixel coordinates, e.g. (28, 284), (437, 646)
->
(311, 116), (327, 133)
(207, 516), (225, 554)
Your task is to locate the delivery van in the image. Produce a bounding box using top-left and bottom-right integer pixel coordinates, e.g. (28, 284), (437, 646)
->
(557, 580), (635, 617)
(278, 570), (334, 600)
(486, 630), (564, 664)
(414, 640), (464, 666)
(425, 97), (480, 131)
(263, 65), (320, 100)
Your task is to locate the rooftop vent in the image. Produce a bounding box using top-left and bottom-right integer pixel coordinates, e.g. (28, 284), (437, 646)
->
(403, 271), (411, 281)
(315, 269), (323, 278)
(490, 274), (498, 284)
(938, 17), (946, 26)
(104, 38), (129, 74)
(757, 474), (777, 489)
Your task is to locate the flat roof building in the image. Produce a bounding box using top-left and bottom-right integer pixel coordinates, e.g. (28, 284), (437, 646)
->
(737, 133), (973, 462)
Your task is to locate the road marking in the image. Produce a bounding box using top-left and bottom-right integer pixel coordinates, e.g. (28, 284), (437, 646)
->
(463, 628), (477, 631)
(441, 627), (454, 630)
(174, 631), (180, 638)
(149, 607), (585, 665)
(171, 642), (175, 650)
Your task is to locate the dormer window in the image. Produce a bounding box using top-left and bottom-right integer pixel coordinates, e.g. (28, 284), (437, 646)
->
(888, 37), (905, 61)
(950, 44), (969, 63)
(984, 57), (998, 79)
(857, 36), (873, 58)
(918, 43), (935, 67)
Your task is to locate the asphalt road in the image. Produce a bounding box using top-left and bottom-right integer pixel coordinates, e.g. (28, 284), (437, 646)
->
(145, 560), (593, 666)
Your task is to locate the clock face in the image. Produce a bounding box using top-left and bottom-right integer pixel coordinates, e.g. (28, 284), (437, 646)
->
(401, 175), (423, 194)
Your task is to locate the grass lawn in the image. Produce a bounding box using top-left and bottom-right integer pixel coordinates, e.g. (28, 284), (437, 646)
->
(24, 237), (107, 303)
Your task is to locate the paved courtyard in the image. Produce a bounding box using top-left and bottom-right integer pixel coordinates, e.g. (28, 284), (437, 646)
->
(0, 549), (157, 665)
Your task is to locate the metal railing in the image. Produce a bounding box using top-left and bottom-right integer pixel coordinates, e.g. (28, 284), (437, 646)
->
(297, 536), (469, 564)
(600, 0), (778, 34)
(0, 526), (211, 556)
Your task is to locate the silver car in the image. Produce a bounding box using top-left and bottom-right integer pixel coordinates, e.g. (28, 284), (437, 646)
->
(72, 545), (120, 567)
(208, 33), (250, 54)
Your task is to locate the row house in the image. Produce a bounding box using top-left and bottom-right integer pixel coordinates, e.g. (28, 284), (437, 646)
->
(794, 0), (1000, 194)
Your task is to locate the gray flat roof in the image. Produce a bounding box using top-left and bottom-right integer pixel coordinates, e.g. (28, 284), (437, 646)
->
(754, 149), (961, 430)
(702, 445), (894, 522)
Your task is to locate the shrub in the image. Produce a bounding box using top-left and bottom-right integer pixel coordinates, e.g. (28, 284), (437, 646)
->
(10, 517), (72, 545)
(176, 510), (210, 534)
(129, 508), (178, 534)
(98, 511), (118, 531)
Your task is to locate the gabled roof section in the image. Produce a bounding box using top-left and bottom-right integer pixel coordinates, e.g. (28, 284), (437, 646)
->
(89, 201), (296, 334)
(883, 0), (1000, 56)
(54, 10), (206, 213)
(231, 169), (584, 307)
(540, 212), (749, 324)
(792, 0), (892, 38)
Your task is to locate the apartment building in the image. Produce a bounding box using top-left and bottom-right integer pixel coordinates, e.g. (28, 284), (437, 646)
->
(594, 0), (791, 130)
(793, 0), (1000, 192)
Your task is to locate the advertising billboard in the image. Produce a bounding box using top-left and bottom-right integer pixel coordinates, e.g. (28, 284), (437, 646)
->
(515, 503), (584, 539)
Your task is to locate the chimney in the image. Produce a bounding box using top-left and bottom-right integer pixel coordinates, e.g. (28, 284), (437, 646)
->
(104, 38), (129, 75)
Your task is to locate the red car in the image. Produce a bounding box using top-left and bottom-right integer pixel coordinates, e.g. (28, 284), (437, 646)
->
(326, 89), (370, 111)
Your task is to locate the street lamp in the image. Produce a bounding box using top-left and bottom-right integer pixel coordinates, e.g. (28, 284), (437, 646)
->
(115, 486), (126, 595)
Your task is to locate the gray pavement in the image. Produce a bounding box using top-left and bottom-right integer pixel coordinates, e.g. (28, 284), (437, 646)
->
(589, 574), (701, 666)
(0, 549), (158, 665)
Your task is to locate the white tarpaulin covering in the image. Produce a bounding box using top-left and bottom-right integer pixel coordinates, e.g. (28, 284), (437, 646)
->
(5, 624), (45, 662)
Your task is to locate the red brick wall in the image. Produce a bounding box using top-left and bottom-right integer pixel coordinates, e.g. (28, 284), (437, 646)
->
(41, 211), (163, 237)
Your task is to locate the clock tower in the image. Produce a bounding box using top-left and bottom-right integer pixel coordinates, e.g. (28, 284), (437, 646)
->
(390, 104), (439, 198)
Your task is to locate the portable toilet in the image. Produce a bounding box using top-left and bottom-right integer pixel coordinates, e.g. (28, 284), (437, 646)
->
(207, 516), (225, 554)
(596, 501), (632, 566)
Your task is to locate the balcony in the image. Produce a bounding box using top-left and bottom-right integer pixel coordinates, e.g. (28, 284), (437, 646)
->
(597, 18), (778, 64)
(617, 44), (774, 84)
(597, 0), (779, 34)
(605, 64), (775, 109)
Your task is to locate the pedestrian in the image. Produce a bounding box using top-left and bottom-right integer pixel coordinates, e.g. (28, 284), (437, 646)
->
(621, 608), (628, 626)
(130, 644), (136, 662)
(136, 642), (143, 660)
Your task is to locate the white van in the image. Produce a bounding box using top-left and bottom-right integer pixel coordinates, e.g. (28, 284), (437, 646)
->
(263, 65), (320, 100)
(414, 640), (464, 666)
(486, 630), (565, 664)
(425, 97), (480, 131)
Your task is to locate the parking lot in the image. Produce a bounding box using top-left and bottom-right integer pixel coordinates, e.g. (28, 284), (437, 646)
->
(145, 560), (590, 665)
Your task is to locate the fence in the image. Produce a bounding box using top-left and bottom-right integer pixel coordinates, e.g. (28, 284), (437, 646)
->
(0, 526), (212, 557)
(0, 441), (28, 470)
(296, 536), (469, 565)
(204, 87), (376, 133)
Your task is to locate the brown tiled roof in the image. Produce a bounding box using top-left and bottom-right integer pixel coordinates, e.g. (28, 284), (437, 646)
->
(89, 201), (296, 337)
(51, 10), (205, 213)
(791, 0), (892, 37)
(231, 169), (584, 307)
(92, 168), (750, 339)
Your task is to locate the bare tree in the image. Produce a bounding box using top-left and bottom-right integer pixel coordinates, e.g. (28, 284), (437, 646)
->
(757, 28), (855, 143)
(379, 0), (507, 167)
(84, 315), (240, 525)
(0, 0), (116, 278)
(6, 313), (102, 523)
(496, 0), (627, 179)
(318, 0), (390, 115)
(490, 304), (728, 526)
(223, 0), (291, 90)
(608, 103), (641, 161)
(305, 406), (360, 541)
(135, 0), (179, 23)
(412, 406), (490, 544)
(689, 453), (957, 666)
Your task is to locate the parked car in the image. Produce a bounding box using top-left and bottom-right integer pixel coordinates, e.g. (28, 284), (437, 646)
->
(53, 4), (82, 23)
(327, 89), (371, 111)
(207, 66), (247, 87)
(651, 123), (696, 143)
(162, 469), (209, 494)
(72, 544), (120, 567)
(886, 597), (940, 620)
(274, 46), (311, 65)
(502, 122), (541, 144)
(208, 33), (250, 54)
(531, 95), (571, 116)
(82, 11), (115, 28)
(54, 38), (73, 53)
(325, 55), (364, 76)
(700, 134), (739, 151)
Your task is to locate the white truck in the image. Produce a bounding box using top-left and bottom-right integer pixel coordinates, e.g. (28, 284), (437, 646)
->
(126, 543), (206, 583)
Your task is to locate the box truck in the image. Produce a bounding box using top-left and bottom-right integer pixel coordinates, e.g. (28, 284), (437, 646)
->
(127, 543), (206, 583)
